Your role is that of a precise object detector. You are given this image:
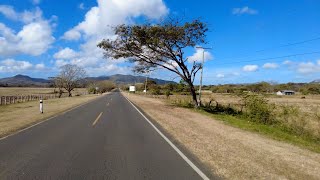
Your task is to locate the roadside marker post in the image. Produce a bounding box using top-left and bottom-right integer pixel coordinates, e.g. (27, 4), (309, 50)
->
(40, 99), (43, 113)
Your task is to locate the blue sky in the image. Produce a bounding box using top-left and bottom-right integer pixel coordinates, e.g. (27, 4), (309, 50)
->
(0, 0), (319, 84)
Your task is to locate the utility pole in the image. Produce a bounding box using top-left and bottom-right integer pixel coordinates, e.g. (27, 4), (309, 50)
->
(144, 70), (150, 95)
(144, 75), (148, 95)
(196, 46), (212, 106)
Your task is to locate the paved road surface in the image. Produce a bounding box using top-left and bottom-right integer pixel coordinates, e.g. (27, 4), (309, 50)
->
(0, 91), (208, 179)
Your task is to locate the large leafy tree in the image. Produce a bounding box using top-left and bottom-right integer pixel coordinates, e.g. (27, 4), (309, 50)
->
(98, 19), (208, 107)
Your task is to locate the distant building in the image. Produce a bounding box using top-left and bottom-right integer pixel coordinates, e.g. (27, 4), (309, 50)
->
(277, 90), (295, 95)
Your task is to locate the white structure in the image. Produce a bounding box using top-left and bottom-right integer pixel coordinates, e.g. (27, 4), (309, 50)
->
(276, 91), (283, 96)
(39, 99), (43, 113)
(129, 86), (136, 92)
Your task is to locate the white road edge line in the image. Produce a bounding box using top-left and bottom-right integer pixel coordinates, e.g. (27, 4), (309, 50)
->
(123, 95), (210, 180)
(0, 94), (107, 141)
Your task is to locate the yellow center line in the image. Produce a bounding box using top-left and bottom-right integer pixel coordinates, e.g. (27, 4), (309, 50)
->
(92, 112), (103, 127)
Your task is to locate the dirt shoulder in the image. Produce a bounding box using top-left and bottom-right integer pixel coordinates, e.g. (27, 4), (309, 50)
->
(0, 94), (101, 138)
(125, 93), (320, 180)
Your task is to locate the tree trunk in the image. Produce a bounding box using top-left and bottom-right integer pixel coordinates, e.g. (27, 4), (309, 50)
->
(68, 90), (72, 97)
(186, 80), (199, 107)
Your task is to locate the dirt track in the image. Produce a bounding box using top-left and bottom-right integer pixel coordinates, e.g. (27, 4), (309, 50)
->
(125, 94), (320, 179)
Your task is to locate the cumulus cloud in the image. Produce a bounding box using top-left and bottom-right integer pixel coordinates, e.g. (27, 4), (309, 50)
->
(0, 59), (46, 72)
(0, 5), (19, 20)
(243, 65), (258, 72)
(63, 0), (168, 41)
(281, 59), (320, 75)
(54, 48), (78, 59)
(263, 63), (279, 69)
(0, 6), (55, 56)
(232, 6), (258, 15)
(58, 0), (169, 75)
(188, 47), (213, 63)
(297, 62), (320, 74)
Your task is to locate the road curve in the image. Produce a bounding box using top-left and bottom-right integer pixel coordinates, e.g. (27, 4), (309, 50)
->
(0, 91), (208, 179)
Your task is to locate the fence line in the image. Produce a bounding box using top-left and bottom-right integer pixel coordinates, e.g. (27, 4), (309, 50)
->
(0, 92), (88, 106)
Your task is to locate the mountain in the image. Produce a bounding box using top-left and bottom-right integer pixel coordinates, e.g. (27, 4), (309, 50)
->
(86, 74), (175, 85)
(311, 79), (320, 83)
(0, 75), (51, 87)
(0, 74), (175, 87)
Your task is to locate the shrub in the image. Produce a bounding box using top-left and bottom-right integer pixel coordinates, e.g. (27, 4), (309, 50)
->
(242, 94), (276, 124)
(165, 90), (171, 99)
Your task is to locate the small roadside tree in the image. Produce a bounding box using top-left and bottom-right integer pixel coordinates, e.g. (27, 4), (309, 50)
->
(97, 19), (208, 107)
(57, 64), (86, 97)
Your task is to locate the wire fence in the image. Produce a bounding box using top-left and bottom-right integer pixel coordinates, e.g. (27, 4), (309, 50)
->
(0, 92), (88, 106)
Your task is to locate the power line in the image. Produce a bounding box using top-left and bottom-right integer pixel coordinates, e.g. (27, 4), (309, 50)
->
(218, 36), (320, 61)
(214, 51), (320, 65)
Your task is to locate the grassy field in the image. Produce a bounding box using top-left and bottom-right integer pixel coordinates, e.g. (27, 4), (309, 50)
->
(0, 94), (99, 138)
(0, 87), (88, 96)
(125, 93), (320, 179)
(138, 92), (320, 152)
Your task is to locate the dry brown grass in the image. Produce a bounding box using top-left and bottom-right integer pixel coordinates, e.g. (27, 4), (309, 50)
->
(0, 87), (87, 96)
(0, 94), (99, 138)
(125, 93), (320, 179)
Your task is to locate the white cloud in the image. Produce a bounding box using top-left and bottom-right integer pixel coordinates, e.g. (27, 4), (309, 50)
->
(0, 6), (43, 23)
(35, 63), (46, 70)
(232, 6), (258, 15)
(283, 60), (293, 65)
(62, 29), (81, 41)
(297, 62), (320, 74)
(0, 6), (55, 56)
(0, 5), (19, 20)
(59, 0), (168, 75)
(216, 73), (225, 78)
(0, 59), (33, 72)
(63, 0), (168, 40)
(188, 47), (213, 63)
(243, 65), (258, 72)
(54, 48), (78, 59)
(263, 63), (279, 69)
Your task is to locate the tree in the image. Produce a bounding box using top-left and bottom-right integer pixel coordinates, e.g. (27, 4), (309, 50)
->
(96, 80), (116, 93)
(54, 77), (64, 98)
(97, 19), (208, 107)
(57, 64), (86, 97)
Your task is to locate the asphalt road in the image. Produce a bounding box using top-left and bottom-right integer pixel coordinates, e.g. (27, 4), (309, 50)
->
(0, 91), (208, 179)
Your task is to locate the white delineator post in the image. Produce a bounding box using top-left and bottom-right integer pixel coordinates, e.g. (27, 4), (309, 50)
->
(40, 99), (43, 113)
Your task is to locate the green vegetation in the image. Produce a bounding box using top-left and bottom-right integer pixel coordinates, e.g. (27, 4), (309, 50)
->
(169, 93), (320, 153)
(210, 81), (320, 95)
(87, 80), (116, 94)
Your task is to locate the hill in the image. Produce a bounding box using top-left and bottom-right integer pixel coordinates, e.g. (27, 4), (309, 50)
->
(0, 75), (51, 87)
(311, 79), (320, 83)
(86, 74), (175, 85)
(0, 74), (175, 87)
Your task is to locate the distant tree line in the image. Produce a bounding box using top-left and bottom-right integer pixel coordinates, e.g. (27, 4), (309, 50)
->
(210, 82), (320, 95)
(126, 80), (320, 96)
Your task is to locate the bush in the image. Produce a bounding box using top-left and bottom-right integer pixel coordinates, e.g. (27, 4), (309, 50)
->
(242, 94), (276, 124)
(165, 90), (171, 98)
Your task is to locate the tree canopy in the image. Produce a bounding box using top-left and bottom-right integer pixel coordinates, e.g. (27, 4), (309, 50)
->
(98, 19), (208, 106)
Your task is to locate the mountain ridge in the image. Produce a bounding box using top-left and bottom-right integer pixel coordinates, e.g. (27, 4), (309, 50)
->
(0, 74), (175, 87)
